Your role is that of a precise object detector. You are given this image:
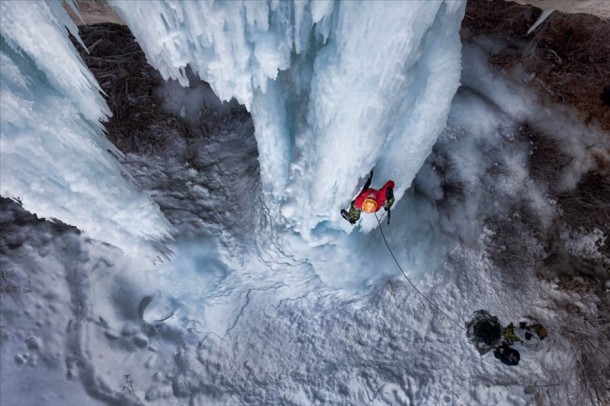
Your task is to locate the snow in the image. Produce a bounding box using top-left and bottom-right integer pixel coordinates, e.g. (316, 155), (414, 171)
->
(1, 1), (609, 405)
(562, 228), (608, 262)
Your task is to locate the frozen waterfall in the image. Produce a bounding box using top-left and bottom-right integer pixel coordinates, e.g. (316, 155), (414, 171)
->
(0, 0), (172, 258)
(0, 0), (465, 254)
(2, 2), (608, 404)
(111, 0), (465, 233)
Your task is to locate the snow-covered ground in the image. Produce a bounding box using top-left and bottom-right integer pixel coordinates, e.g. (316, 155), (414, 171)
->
(1, 1), (609, 405)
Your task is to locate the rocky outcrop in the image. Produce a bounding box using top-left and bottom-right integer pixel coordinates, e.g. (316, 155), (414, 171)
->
(512, 0), (610, 19)
(65, 0), (609, 28)
(64, 0), (124, 26)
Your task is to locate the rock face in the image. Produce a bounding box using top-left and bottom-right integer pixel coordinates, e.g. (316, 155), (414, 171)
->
(464, 0), (610, 131)
(65, 0), (610, 27)
(64, 0), (124, 26)
(512, 0), (610, 19)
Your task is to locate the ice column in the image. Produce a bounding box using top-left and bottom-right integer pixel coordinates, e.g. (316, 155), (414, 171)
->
(0, 0), (172, 257)
(109, 0), (465, 231)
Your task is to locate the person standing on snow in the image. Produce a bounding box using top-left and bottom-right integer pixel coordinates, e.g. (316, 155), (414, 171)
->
(341, 170), (395, 225)
(466, 310), (548, 367)
(466, 310), (522, 366)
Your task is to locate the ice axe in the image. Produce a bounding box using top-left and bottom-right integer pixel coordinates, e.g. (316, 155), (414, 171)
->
(385, 185), (393, 225)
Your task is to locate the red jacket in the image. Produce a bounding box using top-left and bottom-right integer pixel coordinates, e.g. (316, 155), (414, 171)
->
(354, 180), (395, 212)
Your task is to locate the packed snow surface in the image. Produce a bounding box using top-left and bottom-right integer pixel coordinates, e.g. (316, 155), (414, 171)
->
(1, 1), (607, 405)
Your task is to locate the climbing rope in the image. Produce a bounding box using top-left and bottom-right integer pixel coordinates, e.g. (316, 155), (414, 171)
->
(375, 213), (466, 331)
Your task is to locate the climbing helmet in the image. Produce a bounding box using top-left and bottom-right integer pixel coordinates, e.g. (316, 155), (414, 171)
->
(362, 197), (377, 213)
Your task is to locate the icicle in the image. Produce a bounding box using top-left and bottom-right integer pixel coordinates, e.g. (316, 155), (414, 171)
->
(527, 9), (554, 35)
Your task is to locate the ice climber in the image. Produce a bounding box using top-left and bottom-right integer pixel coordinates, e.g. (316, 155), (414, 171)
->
(341, 170), (395, 225)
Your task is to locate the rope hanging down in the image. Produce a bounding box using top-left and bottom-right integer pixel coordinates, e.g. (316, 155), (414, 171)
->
(375, 213), (466, 331)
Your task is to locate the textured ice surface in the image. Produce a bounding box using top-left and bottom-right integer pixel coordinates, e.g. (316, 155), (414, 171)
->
(1, 0), (465, 256)
(1, 26), (607, 405)
(110, 0), (466, 233)
(0, 1), (171, 257)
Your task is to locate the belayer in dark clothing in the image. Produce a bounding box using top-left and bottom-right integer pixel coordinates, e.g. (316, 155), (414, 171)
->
(341, 170), (395, 225)
(466, 310), (503, 355)
(466, 310), (548, 367)
(466, 310), (521, 366)
(493, 342), (520, 366)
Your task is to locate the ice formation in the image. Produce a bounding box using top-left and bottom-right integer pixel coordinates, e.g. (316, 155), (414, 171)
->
(1, 0), (465, 254)
(110, 0), (466, 233)
(3, 1), (608, 404)
(0, 0), (467, 256)
(0, 1), (172, 257)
